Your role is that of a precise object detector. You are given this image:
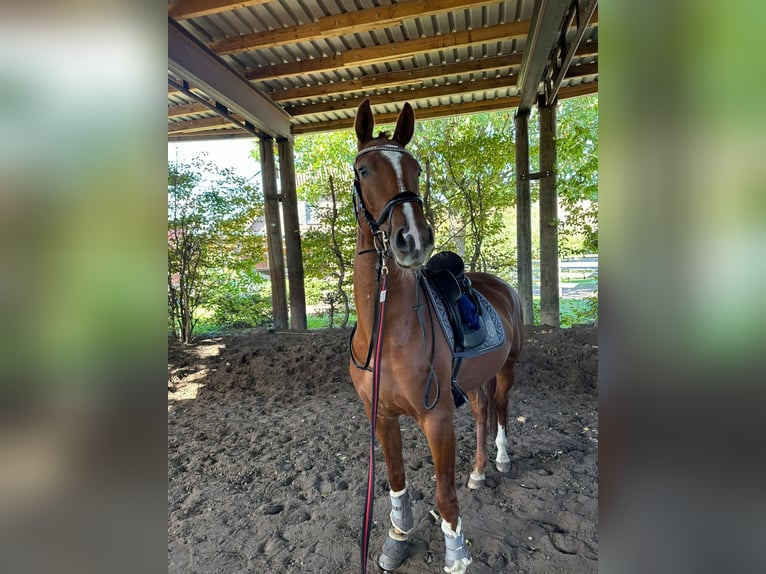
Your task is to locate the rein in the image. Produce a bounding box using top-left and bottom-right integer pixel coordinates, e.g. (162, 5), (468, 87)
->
(360, 261), (388, 574)
(348, 242), (389, 372)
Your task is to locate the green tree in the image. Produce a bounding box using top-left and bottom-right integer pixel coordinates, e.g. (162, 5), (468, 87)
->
(556, 95), (599, 254)
(294, 131), (357, 326)
(292, 98), (598, 319)
(168, 155), (264, 342)
(411, 113), (517, 274)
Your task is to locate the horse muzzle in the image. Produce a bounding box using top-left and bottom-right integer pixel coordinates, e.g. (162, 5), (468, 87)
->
(391, 219), (434, 269)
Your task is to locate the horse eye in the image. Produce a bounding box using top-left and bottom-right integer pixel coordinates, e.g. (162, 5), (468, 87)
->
(358, 167), (369, 177)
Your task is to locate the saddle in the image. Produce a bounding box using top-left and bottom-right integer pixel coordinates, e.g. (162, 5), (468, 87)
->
(423, 251), (487, 351)
(422, 251), (490, 409)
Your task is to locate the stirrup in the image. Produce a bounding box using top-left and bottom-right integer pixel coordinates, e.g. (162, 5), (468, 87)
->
(451, 381), (468, 408)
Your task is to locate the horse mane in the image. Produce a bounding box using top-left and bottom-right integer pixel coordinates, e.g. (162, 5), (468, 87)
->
(376, 130), (390, 140)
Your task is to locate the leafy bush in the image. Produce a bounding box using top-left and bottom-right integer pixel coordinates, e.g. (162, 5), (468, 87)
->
(168, 155), (263, 342)
(561, 294), (598, 327)
(209, 271), (272, 328)
(532, 294), (598, 328)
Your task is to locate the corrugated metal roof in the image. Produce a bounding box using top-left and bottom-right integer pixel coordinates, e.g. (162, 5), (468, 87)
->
(168, 0), (598, 140)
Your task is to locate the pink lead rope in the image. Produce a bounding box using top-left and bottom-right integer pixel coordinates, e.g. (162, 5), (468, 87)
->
(360, 270), (388, 573)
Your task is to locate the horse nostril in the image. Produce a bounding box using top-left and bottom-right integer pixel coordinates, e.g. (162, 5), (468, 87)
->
(395, 228), (413, 252)
(427, 225), (434, 246)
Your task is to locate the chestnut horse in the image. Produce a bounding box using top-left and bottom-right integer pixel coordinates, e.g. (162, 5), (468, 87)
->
(349, 99), (523, 574)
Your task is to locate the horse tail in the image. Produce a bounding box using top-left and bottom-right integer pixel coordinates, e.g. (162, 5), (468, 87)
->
(486, 376), (498, 442)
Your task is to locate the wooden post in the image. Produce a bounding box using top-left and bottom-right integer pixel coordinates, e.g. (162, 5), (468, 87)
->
(277, 137), (307, 330)
(259, 136), (288, 329)
(538, 97), (560, 327)
(514, 109), (534, 325)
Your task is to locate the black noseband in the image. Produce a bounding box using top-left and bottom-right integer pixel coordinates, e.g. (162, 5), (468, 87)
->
(353, 185), (423, 231)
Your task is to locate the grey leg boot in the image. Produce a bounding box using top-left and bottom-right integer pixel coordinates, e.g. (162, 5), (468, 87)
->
(378, 486), (414, 571)
(442, 517), (472, 573)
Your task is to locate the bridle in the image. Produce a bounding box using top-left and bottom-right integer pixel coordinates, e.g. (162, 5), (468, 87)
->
(349, 142), (428, 369)
(350, 141), (435, 373)
(352, 143), (424, 241)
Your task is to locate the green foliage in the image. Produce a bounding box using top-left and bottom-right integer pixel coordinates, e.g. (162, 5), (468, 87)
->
(168, 155), (264, 342)
(556, 95), (599, 254)
(294, 131), (357, 326)
(411, 113), (516, 272)
(561, 293), (599, 327)
(532, 294), (599, 327)
(208, 269), (271, 328)
(303, 277), (331, 307)
(294, 130), (356, 203)
(306, 311), (359, 330)
(476, 211), (518, 281)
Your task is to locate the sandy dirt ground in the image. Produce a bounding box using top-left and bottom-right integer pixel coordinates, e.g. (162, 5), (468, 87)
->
(168, 325), (598, 573)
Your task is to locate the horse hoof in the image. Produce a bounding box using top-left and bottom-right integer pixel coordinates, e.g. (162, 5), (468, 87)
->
(378, 532), (409, 571)
(444, 556), (473, 574)
(467, 472), (485, 490)
(496, 461), (511, 473)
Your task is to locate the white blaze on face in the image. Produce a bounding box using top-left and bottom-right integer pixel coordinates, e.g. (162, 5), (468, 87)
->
(380, 150), (422, 252)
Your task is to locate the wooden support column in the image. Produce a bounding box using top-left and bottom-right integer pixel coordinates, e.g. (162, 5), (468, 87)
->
(514, 109), (534, 325)
(259, 136), (288, 329)
(277, 137), (307, 330)
(539, 98), (560, 327)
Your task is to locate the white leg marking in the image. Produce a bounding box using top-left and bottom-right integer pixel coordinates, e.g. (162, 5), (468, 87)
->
(442, 517), (473, 573)
(390, 485), (407, 498)
(495, 425), (510, 465)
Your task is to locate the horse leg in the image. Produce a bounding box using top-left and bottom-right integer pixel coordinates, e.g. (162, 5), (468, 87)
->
(422, 412), (473, 574)
(494, 362), (516, 473)
(466, 387), (488, 489)
(376, 416), (413, 572)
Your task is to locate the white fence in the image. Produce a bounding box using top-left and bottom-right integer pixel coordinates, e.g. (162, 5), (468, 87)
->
(532, 255), (598, 299)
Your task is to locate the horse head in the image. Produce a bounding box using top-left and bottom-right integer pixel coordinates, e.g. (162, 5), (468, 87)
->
(353, 99), (434, 269)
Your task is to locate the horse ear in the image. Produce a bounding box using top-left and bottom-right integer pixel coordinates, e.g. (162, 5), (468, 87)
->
(355, 98), (374, 147)
(392, 102), (415, 147)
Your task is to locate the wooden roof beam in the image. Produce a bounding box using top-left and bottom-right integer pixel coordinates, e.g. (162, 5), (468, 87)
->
(168, 0), (271, 21)
(285, 74), (522, 117)
(169, 130), (254, 142)
(211, 0), (499, 56)
(270, 54), (523, 103)
(283, 62), (596, 118)
(267, 42), (597, 103)
(291, 81), (597, 135)
(168, 116), (233, 134)
(168, 102), (210, 118)
(246, 20), (532, 82)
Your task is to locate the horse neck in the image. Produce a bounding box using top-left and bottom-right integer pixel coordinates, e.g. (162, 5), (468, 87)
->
(353, 228), (418, 338)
